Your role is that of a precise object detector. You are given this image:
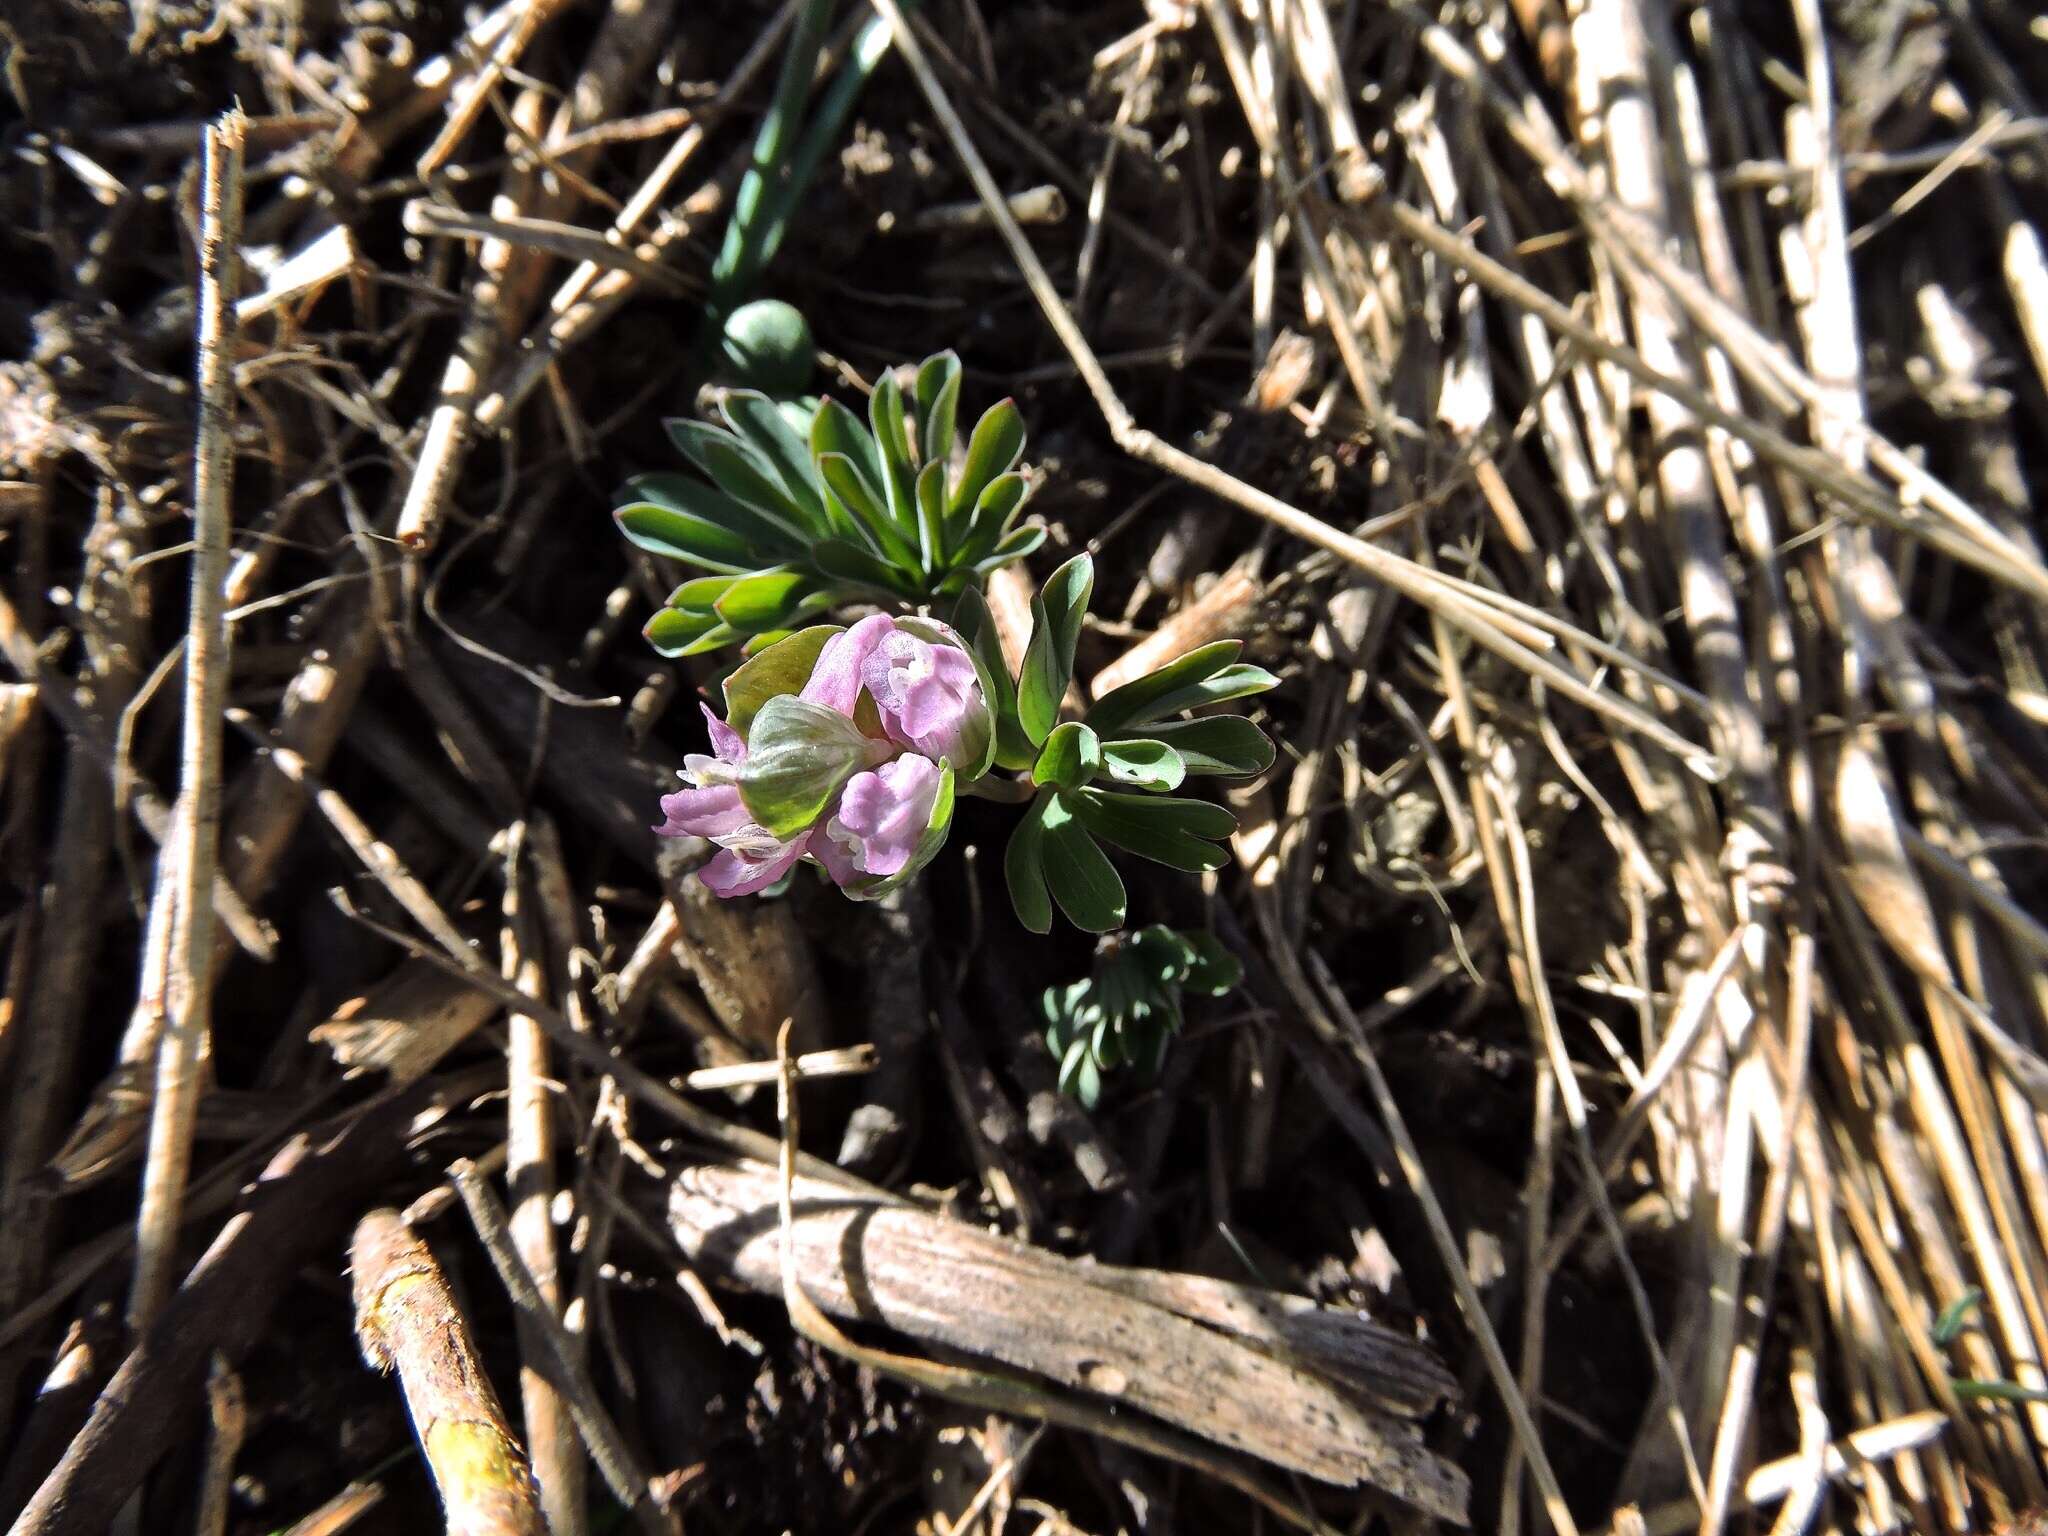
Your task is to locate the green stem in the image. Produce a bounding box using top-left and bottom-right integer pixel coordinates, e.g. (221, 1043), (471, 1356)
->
(705, 0), (836, 328)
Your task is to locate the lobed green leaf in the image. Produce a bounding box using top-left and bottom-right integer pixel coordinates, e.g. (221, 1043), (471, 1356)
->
(1072, 788), (1236, 873)
(915, 458), (947, 574)
(719, 391), (827, 527)
(1099, 738), (1186, 792)
(1090, 663), (1279, 737)
(614, 502), (753, 572)
(1005, 792), (1055, 935)
(973, 522), (1046, 575)
(950, 398), (1025, 519)
(816, 452), (920, 572)
(916, 351), (963, 470)
(668, 575), (736, 613)
(955, 470), (1031, 566)
(1040, 793), (1127, 932)
(1085, 641), (1242, 734)
(869, 373), (917, 541)
(644, 605), (724, 657)
(812, 537), (921, 600)
(713, 567), (816, 631)
(1018, 552), (1094, 746)
(1180, 931), (1243, 996)
(1136, 716), (1274, 778)
(1033, 721), (1103, 791)
(624, 470), (807, 560)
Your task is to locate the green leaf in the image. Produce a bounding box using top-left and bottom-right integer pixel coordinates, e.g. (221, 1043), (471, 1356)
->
(737, 695), (889, 838)
(1005, 792), (1055, 935)
(954, 470), (1031, 564)
(1089, 660), (1279, 735)
(973, 522), (1046, 576)
(1099, 738), (1186, 792)
(1033, 721), (1102, 790)
(914, 459), (947, 573)
(720, 390), (827, 527)
(869, 373), (917, 537)
(663, 421), (815, 544)
(813, 537), (921, 600)
(952, 586), (1033, 773)
(810, 397), (887, 495)
(1180, 932), (1242, 996)
(614, 502), (754, 572)
(816, 452), (920, 571)
(1073, 789), (1235, 873)
(644, 605), (722, 657)
(1085, 641), (1242, 733)
(949, 398), (1025, 518)
(916, 351), (963, 469)
(1139, 716), (1275, 778)
(713, 567), (816, 630)
(624, 470), (807, 559)
(1040, 793), (1127, 933)
(679, 622), (742, 657)
(721, 624), (841, 736)
(1018, 552), (1095, 746)
(667, 574), (735, 614)
(1935, 1288), (1987, 1346)
(1060, 1037), (1103, 1108)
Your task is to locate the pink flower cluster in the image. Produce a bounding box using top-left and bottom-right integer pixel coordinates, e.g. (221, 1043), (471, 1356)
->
(655, 614), (985, 898)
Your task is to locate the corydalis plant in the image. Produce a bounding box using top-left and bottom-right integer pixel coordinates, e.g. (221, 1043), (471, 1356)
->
(616, 351), (1045, 657)
(1043, 926), (1243, 1107)
(656, 550), (1279, 934)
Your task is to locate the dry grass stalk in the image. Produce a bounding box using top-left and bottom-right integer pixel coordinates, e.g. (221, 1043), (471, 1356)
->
(350, 1208), (547, 1536)
(129, 109), (244, 1335)
(494, 825), (584, 1536)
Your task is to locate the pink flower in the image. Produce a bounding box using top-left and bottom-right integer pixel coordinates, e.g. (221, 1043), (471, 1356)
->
(861, 624), (986, 763)
(655, 704), (812, 897)
(821, 755), (944, 879)
(657, 615), (984, 900)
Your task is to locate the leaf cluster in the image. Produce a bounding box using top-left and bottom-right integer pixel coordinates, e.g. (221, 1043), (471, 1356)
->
(1042, 926), (1243, 1106)
(955, 553), (1279, 934)
(616, 352), (1044, 657)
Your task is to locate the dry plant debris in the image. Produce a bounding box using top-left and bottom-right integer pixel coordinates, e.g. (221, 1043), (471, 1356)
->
(2, 0), (2048, 1533)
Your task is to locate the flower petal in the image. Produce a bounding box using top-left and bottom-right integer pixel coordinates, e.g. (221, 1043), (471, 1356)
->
(827, 755), (942, 877)
(800, 612), (897, 716)
(861, 628), (988, 762)
(656, 783), (750, 838)
(699, 833), (809, 898)
(700, 701), (745, 762)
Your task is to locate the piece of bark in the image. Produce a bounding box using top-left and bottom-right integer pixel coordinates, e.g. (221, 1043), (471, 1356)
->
(668, 1161), (1468, 1523)
(657, 840), (828, 1059)
(311, 959), (502, 1082)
